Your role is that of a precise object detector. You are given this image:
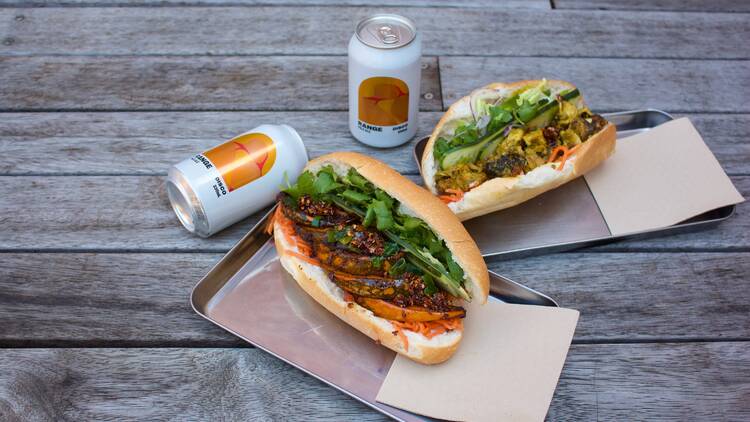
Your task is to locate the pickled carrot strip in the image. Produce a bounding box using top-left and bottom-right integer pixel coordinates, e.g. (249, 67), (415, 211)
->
(548, 144), (581, 172)
(439, 188), (464, 204)
(548, 146), (569, 163)
(392, 318), (464, 343)
(274, 205), (314, 257)
(395, 329), (409, 351)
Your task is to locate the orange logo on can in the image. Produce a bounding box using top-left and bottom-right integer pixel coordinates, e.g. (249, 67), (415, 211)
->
(203, 132), (276, 192)
(358, 77), (409, 126)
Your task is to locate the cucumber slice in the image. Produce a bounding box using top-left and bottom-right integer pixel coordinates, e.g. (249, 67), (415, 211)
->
(526, 89), (580, 129)
(440, 123), (511, 170)
(440, 137), (493, 170)
(478, 132), (506, 161)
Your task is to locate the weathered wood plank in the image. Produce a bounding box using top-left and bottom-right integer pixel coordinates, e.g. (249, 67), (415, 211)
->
(439, 57), (750, 113)
(489, 252), (750, 341)
(0, 175), (747, 251)
(1, 112), (747, 175)
(0, 0), (549, 7)
(0, 344), (748, 420)
(0, 56), (441, 111)
(0, 112), (443, 175)
(0, 348), (389, 421)
(555, 0), (750, 13)
(1, 252), (748, 345)
(1, 7), (748, 59)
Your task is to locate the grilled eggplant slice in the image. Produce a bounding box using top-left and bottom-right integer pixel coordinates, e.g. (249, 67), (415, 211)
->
(355, 297), (466, 322)
(314, 241), (403, 276)
(331, 272), (407, 299)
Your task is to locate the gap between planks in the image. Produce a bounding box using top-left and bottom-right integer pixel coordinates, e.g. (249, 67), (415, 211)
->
(2, 337), (750, 349)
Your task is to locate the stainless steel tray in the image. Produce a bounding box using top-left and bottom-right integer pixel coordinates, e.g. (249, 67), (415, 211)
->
(192, 207), (557, 422)
(414, 109), (736, 261)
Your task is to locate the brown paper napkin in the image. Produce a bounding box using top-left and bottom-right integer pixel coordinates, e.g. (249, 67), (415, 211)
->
(585, 118), (744, 236)
(376, 301), (579, 422)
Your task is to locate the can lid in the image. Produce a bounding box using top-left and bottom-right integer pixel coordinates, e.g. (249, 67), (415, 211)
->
(355, 14), (416, 50)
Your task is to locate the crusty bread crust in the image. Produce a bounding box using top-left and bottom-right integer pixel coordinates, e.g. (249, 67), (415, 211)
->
(421, 80), (616, 221)
(275, 220), (462, 365)
(306, 152), (489, 303)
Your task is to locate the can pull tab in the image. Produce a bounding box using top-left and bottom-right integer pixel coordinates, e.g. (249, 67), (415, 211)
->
(377, 25), (399, 44)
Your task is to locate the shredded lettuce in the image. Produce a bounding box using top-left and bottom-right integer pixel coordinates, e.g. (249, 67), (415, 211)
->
(516, 79), (553, 107)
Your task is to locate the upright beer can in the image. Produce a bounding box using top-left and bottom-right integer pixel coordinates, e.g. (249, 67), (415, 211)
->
(166, 124), (308, 237)
(348, 14), (421, 148)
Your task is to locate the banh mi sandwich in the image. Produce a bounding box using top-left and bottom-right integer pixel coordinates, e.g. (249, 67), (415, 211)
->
(269, 152), (489, 364)
(422, 79), (616, 220)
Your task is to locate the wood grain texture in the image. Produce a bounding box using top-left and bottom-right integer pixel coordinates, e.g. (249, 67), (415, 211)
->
(0, 348), (390, 421)
(1, 112), (748, 175)
(0, 0), (549, 7)
(0, 175), (746, 251)
(0, 112), (443, 175)
(1, 7), (748, 58)
(555, 0), (750, 12)
(0, 344), (748, 420)
(1, 252), (749, 345)
(439, 57), (750, 113)
(0, 56), (441, 111)
(488, 252), (750, 341)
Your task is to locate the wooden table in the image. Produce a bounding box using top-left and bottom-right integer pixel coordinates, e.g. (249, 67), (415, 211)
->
(1, 1), (749, 420)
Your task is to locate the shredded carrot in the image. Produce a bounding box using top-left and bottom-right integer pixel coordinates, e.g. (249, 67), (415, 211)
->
(548, 146), (569, 164)
(273, 205), (315, 259)
(342, 291), (355, 302)
(394, 329), (409, 351)
(391, 318), (464, 351)
(439, 188), (464, 204)
(548, 144), (581, 172)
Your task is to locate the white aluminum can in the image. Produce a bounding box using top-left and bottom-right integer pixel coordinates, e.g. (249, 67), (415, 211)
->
(166, 124), (308, 237)
(348, 14), (421, 148)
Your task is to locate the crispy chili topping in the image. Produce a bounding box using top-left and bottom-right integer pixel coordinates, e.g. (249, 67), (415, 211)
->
(391, 273), (457, 312)
(298, 195), (335, 216)
(342, 224), (385, 255)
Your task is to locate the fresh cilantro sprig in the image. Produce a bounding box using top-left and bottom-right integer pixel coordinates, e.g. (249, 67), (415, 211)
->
(282, 166), (470, 300)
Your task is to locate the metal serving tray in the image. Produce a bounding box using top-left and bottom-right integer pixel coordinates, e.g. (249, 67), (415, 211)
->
(192, 207), (557, 422)
(414, 110), (736, 261)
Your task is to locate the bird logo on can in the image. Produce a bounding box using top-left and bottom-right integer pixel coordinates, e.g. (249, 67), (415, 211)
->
(203, 132), (277, 192)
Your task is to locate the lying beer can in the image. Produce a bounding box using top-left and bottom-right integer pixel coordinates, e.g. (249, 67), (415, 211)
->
(166, 124), (307, 237)
(348, 13), (421, 148)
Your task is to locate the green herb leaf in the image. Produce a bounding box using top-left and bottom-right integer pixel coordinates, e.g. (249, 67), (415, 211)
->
(345, 168), (372, 192)
(388, 257), (407, 276)
(282, 170), (315, 200)
(402, 216), (422, 232)
(382, 241), (400, 257)
(363, 205), (375, 227)
(422, 273), (438, 296)
(374, 189), (394, 210)
(370, 200), (394, 231)
(313, 170), (342, 195)
(446, 258), (464, 281)
(341, 189), (370, 204)
(434, 137), (451, 161)
(311, 216), (322, 227)
(372, 256), (384, 269)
